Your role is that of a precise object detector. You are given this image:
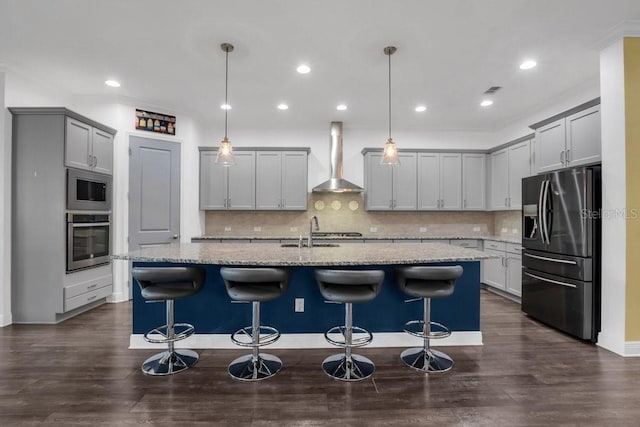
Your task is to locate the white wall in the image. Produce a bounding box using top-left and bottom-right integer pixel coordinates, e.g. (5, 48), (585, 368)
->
(597, 40), (627, 355)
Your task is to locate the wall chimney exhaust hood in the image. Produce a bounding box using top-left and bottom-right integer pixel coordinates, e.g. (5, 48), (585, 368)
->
(312, 122), (364, 193)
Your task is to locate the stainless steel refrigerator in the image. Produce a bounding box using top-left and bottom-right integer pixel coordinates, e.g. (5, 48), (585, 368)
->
(521, 166), (601, 341)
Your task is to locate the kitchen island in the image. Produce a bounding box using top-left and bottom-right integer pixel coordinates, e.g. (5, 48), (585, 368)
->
(114, 242), (491, 348)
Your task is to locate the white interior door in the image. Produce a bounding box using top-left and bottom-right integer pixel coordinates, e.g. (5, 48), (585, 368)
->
(129, 136), (181, 251)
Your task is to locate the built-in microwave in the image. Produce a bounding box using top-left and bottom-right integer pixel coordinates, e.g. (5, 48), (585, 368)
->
(67, 168), (111, 211)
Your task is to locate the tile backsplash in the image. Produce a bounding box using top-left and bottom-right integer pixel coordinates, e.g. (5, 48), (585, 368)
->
(205, 193), (521, 238)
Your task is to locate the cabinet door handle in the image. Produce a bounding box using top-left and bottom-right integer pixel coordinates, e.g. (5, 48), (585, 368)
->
(505, 197), (508, 207)
(463, 199), (467, 209)
(560, 150), (565, 165)
(87, 154), (93, 166)
(566, 149), (570, 163)
(93, 156), (97, 167)
(227, 198), (231, 208)
(508, 197), (511, 207)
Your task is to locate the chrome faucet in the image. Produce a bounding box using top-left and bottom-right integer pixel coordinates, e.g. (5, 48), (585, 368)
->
(308, 215), (319, 247)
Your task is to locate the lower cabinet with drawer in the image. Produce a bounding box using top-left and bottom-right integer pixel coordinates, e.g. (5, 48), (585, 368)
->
(63, 274), (112, 312)
(449, 239), (480, 249)
(482, 240), (522, 298)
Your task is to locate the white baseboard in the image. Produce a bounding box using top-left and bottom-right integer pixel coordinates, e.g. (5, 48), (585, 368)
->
(0, 313), (12, 327)
(624, 341), (640, 357)
(107, 292), (129, 303)
(129, 331), (483, 350)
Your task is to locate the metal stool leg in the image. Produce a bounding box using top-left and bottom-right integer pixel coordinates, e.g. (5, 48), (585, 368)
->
(401, 298), (453, 373)
(322, 303), (375, 381)
(228, 301), (283, 381)
(142, 299), (199, 376)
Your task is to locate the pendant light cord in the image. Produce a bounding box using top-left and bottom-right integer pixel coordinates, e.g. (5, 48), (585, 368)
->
(388, 50), (392, 140)
(224, 48), (229, 139)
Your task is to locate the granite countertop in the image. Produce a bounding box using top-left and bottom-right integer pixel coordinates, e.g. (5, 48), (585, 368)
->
(192, 235), (522, 244)
(113, 242), (492, 266)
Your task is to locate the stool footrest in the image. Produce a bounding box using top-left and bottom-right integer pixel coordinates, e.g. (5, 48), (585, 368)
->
(324, 325), (373, 348)
(143, 322), (195, 344)
(403, 320), (451, 340)
(231, 325), (281, 347)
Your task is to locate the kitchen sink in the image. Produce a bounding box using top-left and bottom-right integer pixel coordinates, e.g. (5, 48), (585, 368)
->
(280, 243), (340, 248)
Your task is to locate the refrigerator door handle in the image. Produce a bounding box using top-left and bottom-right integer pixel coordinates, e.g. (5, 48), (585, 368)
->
(524, 253), (577, 265)
(538, 180), (546, 244)
(542, 180), (551, 244)
(524, 272), (577, 289)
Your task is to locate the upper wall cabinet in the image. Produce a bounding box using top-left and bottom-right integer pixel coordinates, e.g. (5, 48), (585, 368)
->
(462, 153), (486, 210)
(65, 116), (114, 175)
(418, 153), (461, 210)
(489, 139), (532, 210)
(364, 152), (417, 210)
(200, 147), (309, 211)
(200, 150), (256, 210)
(255, 150), (309, 210)
(532, 101), (601, 173)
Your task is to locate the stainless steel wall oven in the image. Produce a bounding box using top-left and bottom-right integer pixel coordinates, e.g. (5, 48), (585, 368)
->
(67, 213), (111, 272)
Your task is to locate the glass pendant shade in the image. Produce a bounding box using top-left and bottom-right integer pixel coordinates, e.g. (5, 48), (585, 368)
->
(381, 137), (400, 165)
(216, 42), (235, 166)
(216, 136), (235, 166)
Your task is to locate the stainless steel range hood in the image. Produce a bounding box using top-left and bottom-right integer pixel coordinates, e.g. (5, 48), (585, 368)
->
(312, 122), (364, 193)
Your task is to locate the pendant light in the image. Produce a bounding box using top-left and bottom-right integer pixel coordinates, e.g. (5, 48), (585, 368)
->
(216, 42), (235, 166)
(381, 46), (400, 166)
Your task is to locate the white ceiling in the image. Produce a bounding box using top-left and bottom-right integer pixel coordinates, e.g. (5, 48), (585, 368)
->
(1, 0), (640, 132)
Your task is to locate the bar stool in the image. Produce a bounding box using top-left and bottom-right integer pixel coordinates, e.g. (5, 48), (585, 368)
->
(395, 265), (463, 373)
(315, 269), (384, 382)
(131, 266), (205, 376)
(220, 267), (290, 381)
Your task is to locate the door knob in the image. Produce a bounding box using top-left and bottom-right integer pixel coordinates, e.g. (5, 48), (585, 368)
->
(172, 234), (179, 239)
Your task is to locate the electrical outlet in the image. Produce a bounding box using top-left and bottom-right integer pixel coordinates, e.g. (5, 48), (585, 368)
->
(370, 227), (378, 233)
(224, 226), (231, 231)
(253, 226), (262, 232)
(473, 227), (481, 232)
(290, 226), (298, 232)
(419, 227), (427, 233)
(295, 298), (304, 313)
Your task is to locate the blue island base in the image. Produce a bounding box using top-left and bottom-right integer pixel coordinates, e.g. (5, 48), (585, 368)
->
(130, 261), (482, 349)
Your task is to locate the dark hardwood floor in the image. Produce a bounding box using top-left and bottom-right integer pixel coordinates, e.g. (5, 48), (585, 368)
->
(2, 290), (640, 426)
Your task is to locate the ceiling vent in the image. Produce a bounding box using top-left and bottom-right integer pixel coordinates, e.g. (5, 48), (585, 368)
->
(484, 86), (502, 94)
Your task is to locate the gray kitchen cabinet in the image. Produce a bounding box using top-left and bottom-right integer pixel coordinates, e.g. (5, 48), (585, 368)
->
(364, 152), (417, 210)
(256, 150), (308, 210)
(199, 149), (255, 210)
(9, 107), (116, 323)
(462, 153), (486, 210)
(65, 116), (114, 175)
(489, 139), (531, 210)
(533, 102), (600, 173)
(418, 153), (461, 210)
(449, 239), (480, 249)
(482, 240), (522, 298)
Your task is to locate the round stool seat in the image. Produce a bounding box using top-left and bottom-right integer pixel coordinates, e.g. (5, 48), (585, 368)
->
(396, 266), (463, 299)
(316, 269), (384, 303)
(133, 267), (205, 301)
(221, 267), (289, 302)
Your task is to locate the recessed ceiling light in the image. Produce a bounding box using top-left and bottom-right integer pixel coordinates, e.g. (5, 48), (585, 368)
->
(104, 80), (120, 88)
(480, 99), (493, 107)
(519, 60), (537, 70)
(277, 103), (289, 110)
(220, 104), (231, 110)
(336, 104), (348, 111)
(415, 105), (427, 112)
(296, 64), (311, 74)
